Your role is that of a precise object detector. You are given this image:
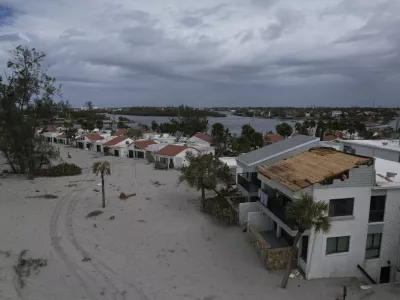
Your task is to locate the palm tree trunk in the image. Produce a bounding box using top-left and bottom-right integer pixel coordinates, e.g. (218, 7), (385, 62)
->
(281, 230), (303, 288)
(101, 171), (105, 208)
(201, 183), (206, 211)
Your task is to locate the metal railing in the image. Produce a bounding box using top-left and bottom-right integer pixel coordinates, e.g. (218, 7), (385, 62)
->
(237, 173), (261, 193)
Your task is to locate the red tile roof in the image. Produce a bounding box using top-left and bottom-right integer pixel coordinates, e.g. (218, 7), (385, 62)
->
(134, 139), (157, 150)
(155, 145), (188, 157)
(86, 133), (102, 141)
(264, 133), (284, 143)
(193, 133), (212, 143)
(323, 135), (338, 141)
(103, 136), (129, 146)
(114, 128), (128, 136)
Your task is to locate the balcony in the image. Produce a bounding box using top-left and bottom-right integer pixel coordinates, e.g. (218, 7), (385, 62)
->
(237, 173), (261, 193)
(259, 189), (298, 231)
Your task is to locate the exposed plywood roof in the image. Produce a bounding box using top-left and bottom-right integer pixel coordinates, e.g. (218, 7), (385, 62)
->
(258, 147), (372, 191)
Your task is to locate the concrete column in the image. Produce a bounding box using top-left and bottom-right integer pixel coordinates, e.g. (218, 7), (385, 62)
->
(276, 225), (281, 238)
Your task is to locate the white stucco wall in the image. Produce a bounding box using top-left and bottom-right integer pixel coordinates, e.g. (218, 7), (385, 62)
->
(175, 148), (199, 167)
(305, 186), (372, 279)
(238, 202), (260, 225)
(340, 143), (399, 162)
(363, 188), (400, 282)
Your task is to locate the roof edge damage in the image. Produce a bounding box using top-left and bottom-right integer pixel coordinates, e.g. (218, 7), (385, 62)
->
(258, 147), (373, 192)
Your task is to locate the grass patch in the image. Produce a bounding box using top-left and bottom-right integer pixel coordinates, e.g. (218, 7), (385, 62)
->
(14, 250), (47, 288)
(85, 210), (104, 218)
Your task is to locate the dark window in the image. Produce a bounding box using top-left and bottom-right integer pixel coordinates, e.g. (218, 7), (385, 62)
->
(301, 236), (309, 262)
(329, 198), (354, 217)
(326, 236), (350, 254)
(369, 196), (386, 223)
(366, 233), (382, 259)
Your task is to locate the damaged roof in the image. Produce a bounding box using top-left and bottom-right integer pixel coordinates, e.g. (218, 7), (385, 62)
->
(258, 147), (372, 191)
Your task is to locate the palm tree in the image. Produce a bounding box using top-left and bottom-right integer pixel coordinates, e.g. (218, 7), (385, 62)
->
(281, 193), (331, 288)
(92, 161), (111, 208)
(179, 153), (231, 210)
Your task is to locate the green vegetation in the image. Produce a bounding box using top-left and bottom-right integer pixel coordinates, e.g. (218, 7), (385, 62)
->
(38, 163), (82, 177)
(92, 161), (111, 208)
(275, 122), (293, 137)
(0, 46), (63, 176)
(152, 114), (209, 137)
(281, 194), (331, 288)
(116, 105), (225, 117)
(179, 153), (232, 211)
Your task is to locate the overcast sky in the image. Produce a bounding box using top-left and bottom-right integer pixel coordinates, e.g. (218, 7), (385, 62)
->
(0, 0), (399, 107)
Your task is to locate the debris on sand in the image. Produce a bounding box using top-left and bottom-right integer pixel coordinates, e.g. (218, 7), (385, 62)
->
(119, 192), (136, 200)
(82, 256), (91, 262)
(138, 220), (146, 223)
(151, 180), (165, 187)
(67, 183), (78, 187)
(85, 210), (104, 218)
(27, 194), (58, 199)
(145, 197), (151, 201)
(0, 250), (11, 257)
(14, 250), (47, 288)
(109, 215), (115, 220)
(93, 189), (100, 192)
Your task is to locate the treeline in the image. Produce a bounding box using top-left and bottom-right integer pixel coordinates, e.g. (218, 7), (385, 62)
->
(0, 46), (64, 176)
(116, 105), (226, 118)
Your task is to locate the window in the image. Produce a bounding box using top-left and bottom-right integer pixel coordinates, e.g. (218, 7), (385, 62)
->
(369, 196), (386, 223)
(301, 236), (309, 262)
(326, 236), (350, 254)
(329, 198), (354, 217)
(366, 233), (382, 259)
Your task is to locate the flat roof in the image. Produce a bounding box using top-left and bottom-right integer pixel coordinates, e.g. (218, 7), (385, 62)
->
(340, 139), (400, 153)
(237, 135), (319, 166)
(259, 147), (372, 192)
(374, 158), (400, 188)
(219, 157), (237, 168)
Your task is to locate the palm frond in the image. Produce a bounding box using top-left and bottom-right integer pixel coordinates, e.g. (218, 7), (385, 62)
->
(286, 193), (331, 233)
(92, 161), (111, 177)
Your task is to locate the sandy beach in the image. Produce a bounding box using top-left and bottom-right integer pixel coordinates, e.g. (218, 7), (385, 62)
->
(0, 145), (396, 300)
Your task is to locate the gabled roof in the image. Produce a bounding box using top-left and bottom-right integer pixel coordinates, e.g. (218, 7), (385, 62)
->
(86, 133), (102, 141)
(193, 133), (212, 143)
(258, 147), (372, 192)
(265, 133), (284, 143)
(103, 136), (129, 146)
(134, 139), (157, 150)
(237, 135), (319, 166)
(156, 144), (189, 157)
(114, 128), (128, 136)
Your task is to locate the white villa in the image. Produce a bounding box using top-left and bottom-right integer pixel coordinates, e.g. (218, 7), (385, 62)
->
(240, 147), (400, 283)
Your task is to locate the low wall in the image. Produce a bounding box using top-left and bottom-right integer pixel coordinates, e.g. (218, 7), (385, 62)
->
(248, 227), (292, 270)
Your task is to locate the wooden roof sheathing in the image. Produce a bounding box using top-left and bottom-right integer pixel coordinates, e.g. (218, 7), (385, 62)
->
(258, 147), (371, 191)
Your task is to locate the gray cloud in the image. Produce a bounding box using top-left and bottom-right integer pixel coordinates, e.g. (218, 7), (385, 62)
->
(0, 0), (399, 107)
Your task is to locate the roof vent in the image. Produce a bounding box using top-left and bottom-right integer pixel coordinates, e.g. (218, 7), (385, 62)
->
(386, 172), (397, 178)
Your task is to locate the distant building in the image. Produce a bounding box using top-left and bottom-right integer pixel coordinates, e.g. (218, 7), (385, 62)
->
(264, 133), (284, 145)
(331, 110), (342, 118)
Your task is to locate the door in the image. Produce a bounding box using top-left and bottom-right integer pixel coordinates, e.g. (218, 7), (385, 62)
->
(114, 150), (119, 157)
(97, 145), (101, 152)
(380, 266), (391, 283)
(137, 151), (144, 159)
(301, 236), (309, 262)
(128, 150), (134, 158)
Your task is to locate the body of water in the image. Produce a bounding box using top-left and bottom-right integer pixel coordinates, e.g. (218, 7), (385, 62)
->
(107, 113), (400, 135)
(110, 112), (294, 135)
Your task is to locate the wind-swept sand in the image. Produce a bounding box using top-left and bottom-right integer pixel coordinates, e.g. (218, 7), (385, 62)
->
(0, 145), (392, 300)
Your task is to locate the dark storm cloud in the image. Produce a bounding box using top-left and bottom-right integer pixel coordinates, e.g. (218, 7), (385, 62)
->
(0, 0), (399, 107)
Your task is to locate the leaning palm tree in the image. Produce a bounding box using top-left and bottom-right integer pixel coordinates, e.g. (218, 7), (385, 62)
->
(281, 193), (331, 288)
(92, 161), (111, 208)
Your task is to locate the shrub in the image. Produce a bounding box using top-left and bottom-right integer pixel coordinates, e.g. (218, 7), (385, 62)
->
(38, 163), (82, 177)
(204, 195), (238, 225)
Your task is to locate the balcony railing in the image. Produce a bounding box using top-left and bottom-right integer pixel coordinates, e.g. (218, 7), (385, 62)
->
(259, 189), (298, 230)
(237, 173), (261, 193)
